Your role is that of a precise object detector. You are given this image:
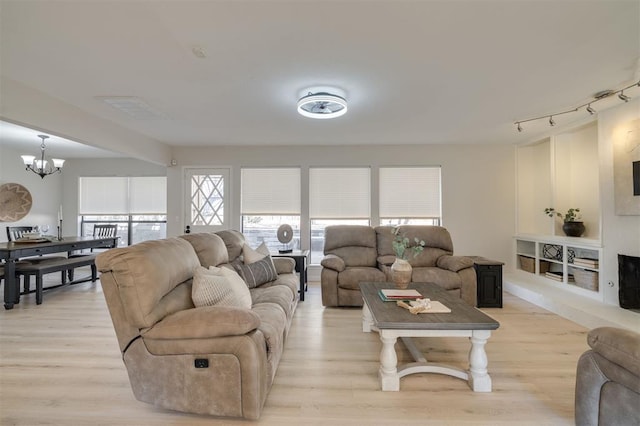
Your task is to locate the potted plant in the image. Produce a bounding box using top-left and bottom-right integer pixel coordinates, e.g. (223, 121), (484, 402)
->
(390, 227), (426, 288)
(544, 207), (585, 237)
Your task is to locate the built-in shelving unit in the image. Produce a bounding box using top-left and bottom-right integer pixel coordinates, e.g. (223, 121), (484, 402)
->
(513, 120), (603, 301)
(515, 234), (602, 300)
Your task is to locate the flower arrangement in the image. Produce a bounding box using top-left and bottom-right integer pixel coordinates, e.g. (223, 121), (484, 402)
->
(391, 227), (426, 260)
(544, 207), (581, 223)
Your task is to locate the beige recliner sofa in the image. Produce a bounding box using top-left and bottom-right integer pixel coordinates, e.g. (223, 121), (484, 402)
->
(575, 327), (640, 426)
(321, 225), (476, 307)
(96, 231), (298, 420)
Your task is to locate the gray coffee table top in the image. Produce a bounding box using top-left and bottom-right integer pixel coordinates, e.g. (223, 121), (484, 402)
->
(359, 282), (500, 330)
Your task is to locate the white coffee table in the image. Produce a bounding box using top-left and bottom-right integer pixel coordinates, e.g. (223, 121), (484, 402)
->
(360, 282), (500, 392)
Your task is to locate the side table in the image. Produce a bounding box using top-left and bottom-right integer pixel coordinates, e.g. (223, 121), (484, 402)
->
(271, 250), (309, 301)
(469, 256), (504, 308)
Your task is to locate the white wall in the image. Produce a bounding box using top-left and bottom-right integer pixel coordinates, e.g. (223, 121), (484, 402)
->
(167, 144), (516, 266)
(0, 145), (62, 242)
(598, 98), (640, 305)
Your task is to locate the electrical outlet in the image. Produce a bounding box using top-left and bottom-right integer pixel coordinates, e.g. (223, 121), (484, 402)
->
(194, 358), (209, 369)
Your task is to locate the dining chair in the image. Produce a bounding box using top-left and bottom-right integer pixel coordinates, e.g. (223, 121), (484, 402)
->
(91, 224), (118, 250)
(66, 224), (118, 280)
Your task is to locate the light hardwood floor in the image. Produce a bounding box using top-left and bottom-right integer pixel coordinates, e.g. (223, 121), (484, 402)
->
(0, 270), (588, 425)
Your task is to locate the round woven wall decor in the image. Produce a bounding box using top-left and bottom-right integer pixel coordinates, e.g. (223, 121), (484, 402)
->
(0, 182), (33, 222)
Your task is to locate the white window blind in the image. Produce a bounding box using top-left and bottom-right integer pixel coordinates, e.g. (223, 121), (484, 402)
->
(79, 176), (167, 214)
(310, 167), (370, 218)
(241, 168), (301, 215)
(129, 177), (167, 214)
(379, 167), (441, 218)
(79, 177), (128, 214)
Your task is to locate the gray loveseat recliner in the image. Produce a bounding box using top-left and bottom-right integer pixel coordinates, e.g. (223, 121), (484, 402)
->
(96, 230), (298, 420)
(575, 327), (640, 426)
(321, 225), (477, 307)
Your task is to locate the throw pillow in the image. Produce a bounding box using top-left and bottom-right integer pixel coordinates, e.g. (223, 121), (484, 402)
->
(192, 266), (242, 308)
(242, 242), (270, 264)
(235, 255), (278, 288)
(217, 266), (253, 309)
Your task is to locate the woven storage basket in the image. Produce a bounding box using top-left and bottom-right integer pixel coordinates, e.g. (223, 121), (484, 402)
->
(519, 256), (534, 272)
(573, 268), (598, 291)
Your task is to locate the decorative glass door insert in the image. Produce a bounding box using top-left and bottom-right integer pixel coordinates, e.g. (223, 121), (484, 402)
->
(185, 168), (230, 233)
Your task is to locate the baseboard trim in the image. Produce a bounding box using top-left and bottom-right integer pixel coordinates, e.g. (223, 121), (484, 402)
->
(504, 273), (639, 331)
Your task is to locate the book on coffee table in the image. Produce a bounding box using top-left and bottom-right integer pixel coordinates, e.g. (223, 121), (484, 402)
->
(378, 289), (422, 302)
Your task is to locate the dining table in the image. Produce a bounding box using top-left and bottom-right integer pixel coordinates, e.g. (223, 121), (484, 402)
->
(1, 236), (118, 310)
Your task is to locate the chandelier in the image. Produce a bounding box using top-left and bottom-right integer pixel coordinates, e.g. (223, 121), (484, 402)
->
(21, 135), (65, 179)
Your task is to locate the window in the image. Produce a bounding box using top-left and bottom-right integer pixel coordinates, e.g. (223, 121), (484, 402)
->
(241, 168), (301, 251)
(379, 167), (441, 225)
(309, 167), (370, 263)
(79, 177), (167, 245)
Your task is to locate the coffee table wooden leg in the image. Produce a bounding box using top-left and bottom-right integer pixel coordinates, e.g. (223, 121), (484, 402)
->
(468, 329), (492, 392)
(379, 332), (400, 391)
(362, 303), (374, 332)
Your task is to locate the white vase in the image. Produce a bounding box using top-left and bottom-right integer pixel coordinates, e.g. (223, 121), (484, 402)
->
(391, 258), (412, 289)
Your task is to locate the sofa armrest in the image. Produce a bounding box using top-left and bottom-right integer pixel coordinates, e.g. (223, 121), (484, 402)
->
(437, 255), (474, 272)
(272, 257), (295, 274)
(142, 306), (260, 340)
(377, 255), (396, 266)
(321, 254), (346, 272)
(588, 327), (640, 377)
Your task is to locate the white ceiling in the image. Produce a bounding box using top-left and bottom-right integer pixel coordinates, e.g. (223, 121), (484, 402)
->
(1, 0), (639, 153)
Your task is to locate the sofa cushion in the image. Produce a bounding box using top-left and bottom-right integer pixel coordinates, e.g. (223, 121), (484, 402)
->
(337, 267), (386, 290)
(236, 255), (278, 288)
(412, 267), (462, 290)
(179, 233), (229, 267)
(588, 327), (640, 377)
(216, 230), (245, 262)
(258, 273), (298, 297)
(324, 225), (378, 267)
(376, 225), (454, 261)
(250, 285), (295, 317)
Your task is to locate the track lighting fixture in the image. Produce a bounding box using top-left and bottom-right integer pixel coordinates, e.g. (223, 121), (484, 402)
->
(514, 79), (639, 132)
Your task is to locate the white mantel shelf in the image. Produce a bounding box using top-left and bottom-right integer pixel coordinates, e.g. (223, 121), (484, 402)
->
(504, 272), (640, 332)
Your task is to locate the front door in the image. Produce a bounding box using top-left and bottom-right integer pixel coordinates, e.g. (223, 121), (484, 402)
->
(184, 168), (230, 233)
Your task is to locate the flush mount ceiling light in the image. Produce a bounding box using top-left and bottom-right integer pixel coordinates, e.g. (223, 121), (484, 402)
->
(297, 90), (347, 119)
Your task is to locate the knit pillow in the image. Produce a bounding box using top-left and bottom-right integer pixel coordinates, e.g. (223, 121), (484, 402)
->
(192, 266), (241, 308)
(217, 266), (252, 309)
(235, 255), (278, 288)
